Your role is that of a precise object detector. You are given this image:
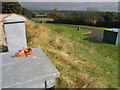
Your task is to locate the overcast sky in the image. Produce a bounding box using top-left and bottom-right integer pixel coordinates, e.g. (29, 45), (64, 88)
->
(20, 2), (118, 11)
(17, 0), (119, 2)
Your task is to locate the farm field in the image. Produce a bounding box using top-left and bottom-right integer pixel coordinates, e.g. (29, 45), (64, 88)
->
(26, 20), (118, 88)
(32, 18), (54, 22)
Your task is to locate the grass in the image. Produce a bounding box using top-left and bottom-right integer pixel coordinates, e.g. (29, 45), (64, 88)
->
(25, 20), (118, 88)
(62, 24), (109, 31)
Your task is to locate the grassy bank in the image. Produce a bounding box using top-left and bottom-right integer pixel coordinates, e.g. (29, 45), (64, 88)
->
(25, 20), (118, 88)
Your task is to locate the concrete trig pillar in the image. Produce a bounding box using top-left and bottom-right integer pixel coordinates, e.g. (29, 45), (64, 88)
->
(0, 14), (60, 88)
(2, 14), (27, 52)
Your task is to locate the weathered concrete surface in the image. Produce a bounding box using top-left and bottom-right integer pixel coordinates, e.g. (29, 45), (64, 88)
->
(4, 23), (27, 52)
(2, 14), (26, 23)
(2, 89), (43, 90)
(2, 48), (60, 88)
(0, 54), (2, 90)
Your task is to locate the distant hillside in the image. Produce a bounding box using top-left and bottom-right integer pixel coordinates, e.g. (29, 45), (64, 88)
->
(2, 2), (35, 19)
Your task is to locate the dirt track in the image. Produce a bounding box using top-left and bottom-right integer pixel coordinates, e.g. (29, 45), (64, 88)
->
(49, 23), (104, 40)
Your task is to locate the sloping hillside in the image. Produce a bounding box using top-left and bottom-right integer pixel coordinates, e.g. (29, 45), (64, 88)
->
(2, 2), (35, 19)
(26, 20), (118, 88)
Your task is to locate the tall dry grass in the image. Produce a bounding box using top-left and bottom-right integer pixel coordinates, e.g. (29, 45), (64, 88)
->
(25, 20), (109, 88)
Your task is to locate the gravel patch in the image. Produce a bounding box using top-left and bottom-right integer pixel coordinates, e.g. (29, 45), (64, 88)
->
(0, 22), (8, 53)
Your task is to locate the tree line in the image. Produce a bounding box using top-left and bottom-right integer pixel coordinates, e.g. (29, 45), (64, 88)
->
(49, 8), (119, 28)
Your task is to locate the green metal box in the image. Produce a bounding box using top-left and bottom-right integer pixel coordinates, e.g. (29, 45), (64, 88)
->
(103, 28), (120, 44)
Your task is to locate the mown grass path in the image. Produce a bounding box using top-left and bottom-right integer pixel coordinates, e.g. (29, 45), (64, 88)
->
(49, 23), (104, 40)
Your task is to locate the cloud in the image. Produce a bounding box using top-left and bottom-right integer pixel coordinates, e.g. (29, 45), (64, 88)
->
(20, 2), (118, 12)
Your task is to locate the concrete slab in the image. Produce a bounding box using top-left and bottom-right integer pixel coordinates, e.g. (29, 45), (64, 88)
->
(2, 48), (60, 88)
(4, 23), (27, 52)
(0, 54), (2, 90)
(0, 14), (60, 88)
(2, 89), (43, 90)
